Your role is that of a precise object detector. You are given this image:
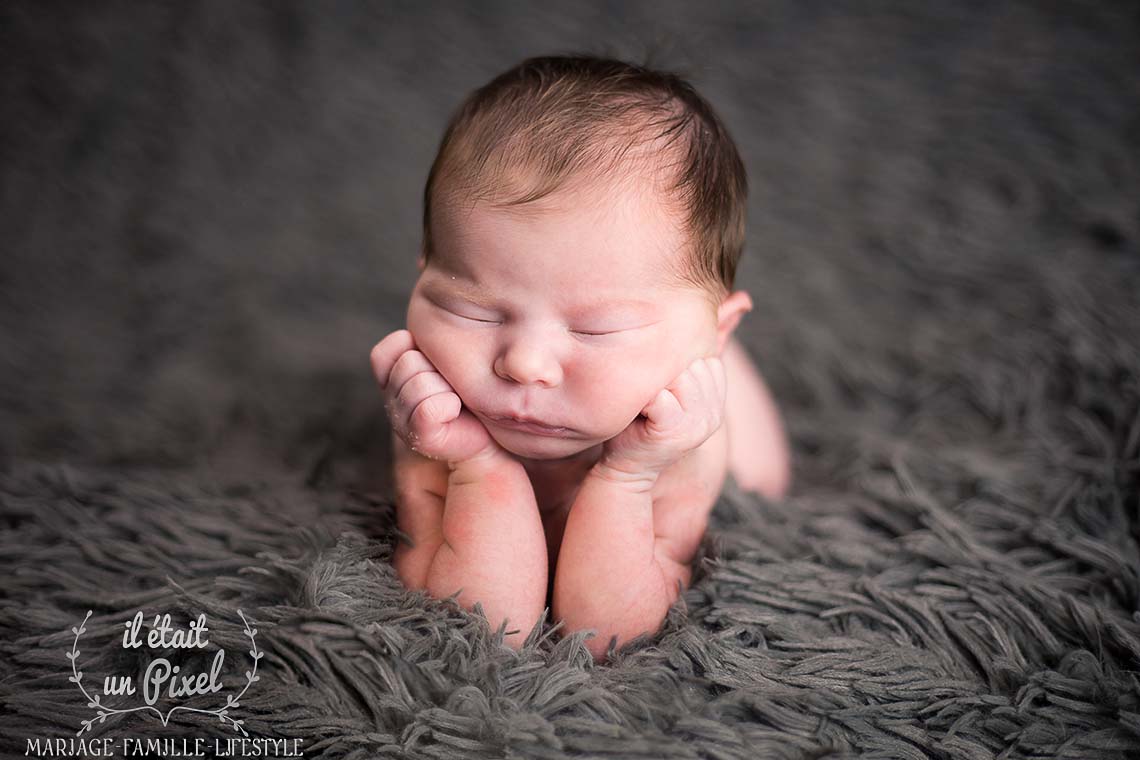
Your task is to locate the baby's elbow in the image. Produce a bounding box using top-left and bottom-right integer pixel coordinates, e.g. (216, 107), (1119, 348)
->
(555, 587), (676, 662)
(392, 540), (431, 591)
(583, 631), (614, 662)
(565, 616), (655, 663)
(582, 614), (667, 663)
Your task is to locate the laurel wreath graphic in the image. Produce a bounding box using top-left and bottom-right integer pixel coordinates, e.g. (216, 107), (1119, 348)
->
(67, 609), (262, 737)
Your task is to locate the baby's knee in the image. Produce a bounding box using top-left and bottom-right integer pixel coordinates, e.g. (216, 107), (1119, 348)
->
(722, 342), (791, 500)
(731, 454), (790, 501)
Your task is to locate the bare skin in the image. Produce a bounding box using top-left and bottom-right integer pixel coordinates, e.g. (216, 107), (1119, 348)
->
(372, 330), (787, 658)
(370, 174), (790, 658)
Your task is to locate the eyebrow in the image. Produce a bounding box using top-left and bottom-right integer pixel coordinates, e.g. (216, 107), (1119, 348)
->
(422, 279), (499, 309)
(565, 297), (661, 321)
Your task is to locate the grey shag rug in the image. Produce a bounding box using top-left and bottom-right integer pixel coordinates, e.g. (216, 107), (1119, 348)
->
(2, 2), (1139, 758)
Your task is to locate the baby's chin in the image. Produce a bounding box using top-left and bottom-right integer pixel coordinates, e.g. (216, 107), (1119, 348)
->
(489, 428), (602, 461)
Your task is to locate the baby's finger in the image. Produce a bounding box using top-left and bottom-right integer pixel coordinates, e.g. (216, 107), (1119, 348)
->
(387, 349), (439, 399)
(642, 388), (684, 430)
(409, 392), (462, 441)
(690, 357), (724, 407)
(668, 359), (708, 411)
(370, 330), (415, 389)
(395, 371), (455, 418)
(689, 357), (717, 391)
(709, 356), (727, 405)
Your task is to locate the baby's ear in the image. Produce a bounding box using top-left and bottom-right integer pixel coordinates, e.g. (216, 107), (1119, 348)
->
(416, 253), (426, 272)
(715, 291), (753, 354)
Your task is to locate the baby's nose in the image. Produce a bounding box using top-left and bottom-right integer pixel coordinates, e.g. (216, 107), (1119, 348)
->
(494, 336), (563, 388)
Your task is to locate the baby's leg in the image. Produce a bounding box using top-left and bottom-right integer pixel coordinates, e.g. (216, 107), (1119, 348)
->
(722, 337), (791, 500)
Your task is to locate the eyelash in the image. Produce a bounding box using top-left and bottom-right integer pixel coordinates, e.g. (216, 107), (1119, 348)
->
(572, 329), (619, 337)
(457, 314), (618, 336)
(444, 300), (624, 337)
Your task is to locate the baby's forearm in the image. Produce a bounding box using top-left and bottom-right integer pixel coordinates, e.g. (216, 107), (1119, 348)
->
(426, 454), (548, 648)
(553, 466), (678, 659)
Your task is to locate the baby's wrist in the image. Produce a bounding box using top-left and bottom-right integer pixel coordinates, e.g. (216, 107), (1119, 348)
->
(447, 443), (512, 474)
(591, 458), (661, 492)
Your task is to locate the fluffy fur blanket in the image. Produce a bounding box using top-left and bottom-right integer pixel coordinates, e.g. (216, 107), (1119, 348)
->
(2, 2), (1138, 758)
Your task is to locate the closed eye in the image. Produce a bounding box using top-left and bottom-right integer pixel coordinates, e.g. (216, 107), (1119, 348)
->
(436, 304), (500, 324)
(459, 314), (500, 325)
(572, 320), (660, 337)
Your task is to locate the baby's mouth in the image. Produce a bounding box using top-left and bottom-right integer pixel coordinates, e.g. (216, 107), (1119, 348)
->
(484, 413), (571, 437)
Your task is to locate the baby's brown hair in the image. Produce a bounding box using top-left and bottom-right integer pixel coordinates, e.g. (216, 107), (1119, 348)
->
(421, 54), (747, 303)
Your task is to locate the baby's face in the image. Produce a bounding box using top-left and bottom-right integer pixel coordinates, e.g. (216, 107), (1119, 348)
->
(406, 178), (720, 461)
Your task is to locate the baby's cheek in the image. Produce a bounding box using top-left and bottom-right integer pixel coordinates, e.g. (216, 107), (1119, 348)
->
(406, 299), (461, 367)
(405, 318), (461, 380)
(426, 350), (469, 398)
(582, 379), (651, 432)
(412, 331), (448, 371)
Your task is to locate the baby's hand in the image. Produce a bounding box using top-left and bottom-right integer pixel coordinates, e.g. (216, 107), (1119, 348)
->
(598, 356), (727, 485)
(370, 330), (499, 465)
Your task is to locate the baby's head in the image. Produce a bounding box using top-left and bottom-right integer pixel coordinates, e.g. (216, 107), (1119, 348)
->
(423, 54), (748, 310)
(407, 55), (754, 460)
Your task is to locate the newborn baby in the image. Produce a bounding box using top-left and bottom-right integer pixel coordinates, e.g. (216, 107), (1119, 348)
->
(370, 55), (790, 659)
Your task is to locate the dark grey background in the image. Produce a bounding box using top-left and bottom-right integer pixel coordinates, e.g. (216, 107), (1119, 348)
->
(3, 4), (1140, 755)
(1, 1), (1137, 502)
